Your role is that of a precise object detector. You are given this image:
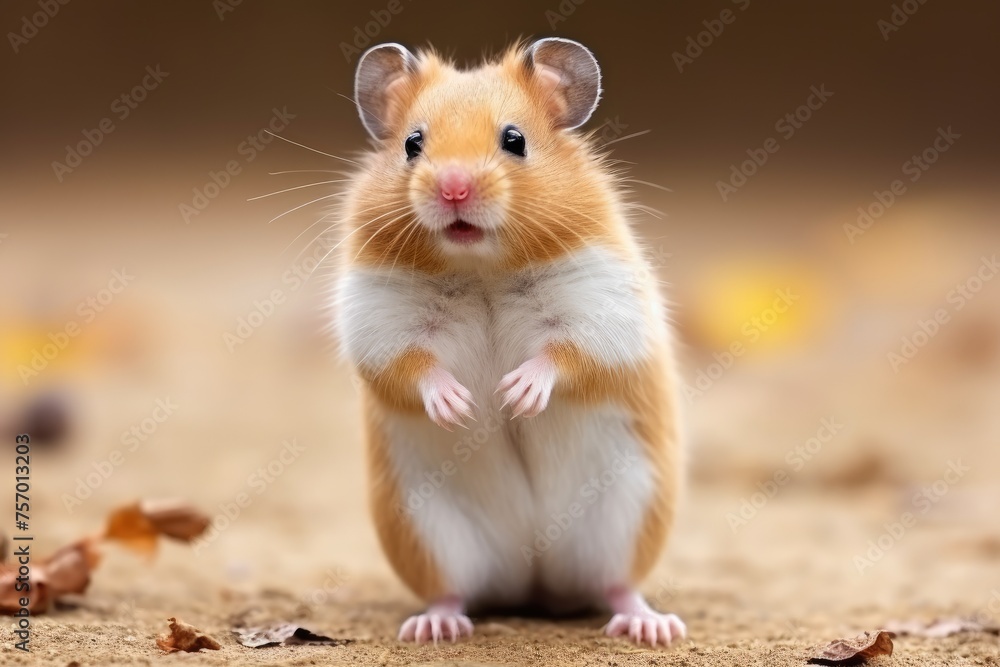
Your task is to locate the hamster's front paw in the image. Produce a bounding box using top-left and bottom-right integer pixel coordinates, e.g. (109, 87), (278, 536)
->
(497, 354), (557, 418)
(418, 367), (476, 431)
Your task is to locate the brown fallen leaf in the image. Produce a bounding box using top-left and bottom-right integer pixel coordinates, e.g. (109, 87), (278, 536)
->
(0, 564), (49, 613)
(2, 499), (209, 616)
(807, 630), (894, 665)
(142, 498), (212, 541)
(156, 617), (221, 652)
(232, 623), (354, 648)
(41, 537), (101, 596)
(883, 617), (1000, 638)
(0, 537), (100, 614)
(104, 499), (210, 556)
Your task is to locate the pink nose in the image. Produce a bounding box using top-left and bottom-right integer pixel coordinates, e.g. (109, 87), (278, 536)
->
(438, 166), (472, 202)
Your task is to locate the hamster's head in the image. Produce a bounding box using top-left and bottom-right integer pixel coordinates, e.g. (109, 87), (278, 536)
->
(347, 38), (614, 271)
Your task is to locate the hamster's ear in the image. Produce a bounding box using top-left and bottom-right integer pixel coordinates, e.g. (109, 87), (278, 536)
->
(354, 43), (417, 140)
(525, 38), (601, 129)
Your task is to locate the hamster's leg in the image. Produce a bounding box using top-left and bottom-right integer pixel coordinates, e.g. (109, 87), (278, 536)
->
(397, 595), (474, 643)
(603, 585), (686, 647)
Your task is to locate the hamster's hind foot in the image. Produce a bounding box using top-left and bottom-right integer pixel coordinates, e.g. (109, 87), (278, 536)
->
(602, 586), (686, 648)
(397, 596), (474, 644)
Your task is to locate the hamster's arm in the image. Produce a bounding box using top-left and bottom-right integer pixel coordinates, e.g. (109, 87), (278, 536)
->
(336, 270), (475, 429)
(356, 347), (435, 411)
(544, 339), (639, 403)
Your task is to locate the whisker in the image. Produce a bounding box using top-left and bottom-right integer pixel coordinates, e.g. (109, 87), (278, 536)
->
(282, 210), (337, 258)
(508, 206), (591, 277)
(382, 217), (422, 281)
(515, 193), (608, 231)
(352, 210), (415, 265)
(292, 198), (409, 261)
(263, 130), (360, 165)
(303, 204), (414, 281)
(248, 180), (349, 201)
(627, 203), (666, 220)
(624, 178), (673, 193)
(599, 129), (652, 148)
(334, 90), (390, 134)
(267, 193), (344, 224)
(269, 169), (345, 175)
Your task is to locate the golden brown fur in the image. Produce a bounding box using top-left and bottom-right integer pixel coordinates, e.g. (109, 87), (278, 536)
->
(341, 44), (632, 274)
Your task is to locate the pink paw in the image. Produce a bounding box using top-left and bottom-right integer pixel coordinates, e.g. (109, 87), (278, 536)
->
(398, 611), (474, 644)
(497, 355), (557, 418)
(604, 609), (686, 647)
(418, 367), (475, 431)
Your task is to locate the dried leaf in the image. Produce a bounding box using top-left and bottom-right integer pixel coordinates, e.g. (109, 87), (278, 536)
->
(156, 617), (221, 652)
(104, 503), (158, 555)
(883, 617), (1000, 638)
(232, 623), (353, 648)
(0, 564), (50, 613)
(0, 538), (99, 614)
(141, 499), (211, 541)
(808, 630), (894, 665)
(105, 499), (210, 555)
(41, 538), (101, 596)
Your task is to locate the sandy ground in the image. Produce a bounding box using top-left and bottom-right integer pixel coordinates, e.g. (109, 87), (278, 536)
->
(2, 191), (1000, 666)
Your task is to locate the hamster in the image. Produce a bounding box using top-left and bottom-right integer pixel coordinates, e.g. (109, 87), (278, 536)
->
(333, 38), (685, 647)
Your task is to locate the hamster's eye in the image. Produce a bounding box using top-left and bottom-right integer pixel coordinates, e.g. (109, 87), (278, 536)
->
(501, 126), (526, 157)
(404, 131), (423, 160)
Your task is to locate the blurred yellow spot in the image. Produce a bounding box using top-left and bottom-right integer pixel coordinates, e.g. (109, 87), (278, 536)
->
(0, 326), (87, 388)
(688, 262), (829, 355)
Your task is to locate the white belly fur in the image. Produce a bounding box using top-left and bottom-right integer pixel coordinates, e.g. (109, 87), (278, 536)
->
(336, 245), (667, 609)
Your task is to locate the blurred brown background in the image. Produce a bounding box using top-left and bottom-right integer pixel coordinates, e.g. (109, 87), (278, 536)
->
(1, 2), (999, 665)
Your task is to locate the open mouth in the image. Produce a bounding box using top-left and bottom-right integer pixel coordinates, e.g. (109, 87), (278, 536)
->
(443, 220), (485, 245)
